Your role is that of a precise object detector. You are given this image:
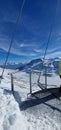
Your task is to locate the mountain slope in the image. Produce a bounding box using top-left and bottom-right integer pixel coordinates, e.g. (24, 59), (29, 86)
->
(19, 58), (60, 74)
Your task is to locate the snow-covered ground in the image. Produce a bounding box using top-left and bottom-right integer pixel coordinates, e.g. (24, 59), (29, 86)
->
(0, 68), (61, 130)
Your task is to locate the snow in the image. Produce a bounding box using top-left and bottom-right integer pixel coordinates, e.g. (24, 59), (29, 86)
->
(0, 68), (61, 130)
(0, 87), (29, 130)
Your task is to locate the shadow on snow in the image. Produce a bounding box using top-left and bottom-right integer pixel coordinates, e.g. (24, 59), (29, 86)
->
(13, 87), (61, 113)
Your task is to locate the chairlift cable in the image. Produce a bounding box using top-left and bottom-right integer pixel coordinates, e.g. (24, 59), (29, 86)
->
(38, 0), (60, 82)
(43, 0), (60, 61)
(1, 0), (25, 78)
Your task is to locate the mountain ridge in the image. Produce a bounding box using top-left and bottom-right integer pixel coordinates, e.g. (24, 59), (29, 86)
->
(0, 51), (60, 74)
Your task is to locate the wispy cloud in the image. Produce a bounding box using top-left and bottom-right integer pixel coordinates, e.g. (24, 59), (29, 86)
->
(48, 46), (61, 53)
(11, 48), (37, 57)
(34, 49), (43, 53)
(19, 43), (38, 48)
(0, 34), (61, 60)
(46, 51), (61, 58)
(20, 43), (31, 48)
(0, 35), (9, 50)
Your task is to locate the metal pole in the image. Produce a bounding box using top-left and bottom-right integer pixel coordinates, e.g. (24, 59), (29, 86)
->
(30, 70), (32, 94)
(0, 75), (3, 84)
(45, 67), (47, 89)
(0, 79), (1, 84)
(11, 73), (14, 94)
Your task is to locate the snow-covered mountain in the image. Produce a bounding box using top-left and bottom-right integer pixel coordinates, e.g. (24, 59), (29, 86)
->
(19, 58), (43, 71)
(0, 48), (23, 67)
(0, 62), (24, 69)
(0, 57), (60, 74)
(19, 58), (60, 74)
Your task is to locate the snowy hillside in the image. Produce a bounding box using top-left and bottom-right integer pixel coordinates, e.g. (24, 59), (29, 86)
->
(0, 68), (61, 130)
(0, 88), (29, 130)
(0, 58), (60, 74)
(0, 62), (24, 70)
(18, 58), (60, 75)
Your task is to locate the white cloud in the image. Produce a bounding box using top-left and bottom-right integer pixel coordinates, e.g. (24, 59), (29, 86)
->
(0, 36), (9, 51)
(0, 35), (37, 57)
(47, 46), (61, 53)
(12, 47), (36, 57)
(19, 43), (30, 48)
(34, 46), (61, 55)
(46, 51), (61, 58)
(29, 53), (37, 57)
(19, 43), (38, 48)
(0, 33), (61, 59)
(20, 43), (25, 47)
(34, 49), (43, 53)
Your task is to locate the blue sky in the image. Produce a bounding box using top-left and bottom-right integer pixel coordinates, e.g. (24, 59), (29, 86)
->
(0, 0), (61, 62)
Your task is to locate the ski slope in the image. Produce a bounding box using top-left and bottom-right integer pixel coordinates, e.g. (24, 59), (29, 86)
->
(0, 68), (61, 130)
